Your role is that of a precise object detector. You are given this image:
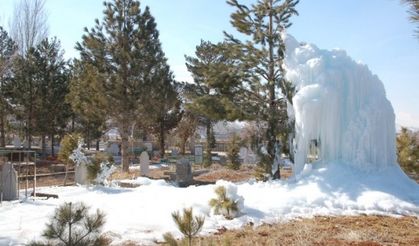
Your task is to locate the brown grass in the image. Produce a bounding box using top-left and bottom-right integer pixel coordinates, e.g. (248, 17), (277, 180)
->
(159, 215), (419, 246)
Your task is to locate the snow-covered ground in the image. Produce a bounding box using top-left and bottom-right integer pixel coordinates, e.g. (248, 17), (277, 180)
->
(0, 162), (418, 245)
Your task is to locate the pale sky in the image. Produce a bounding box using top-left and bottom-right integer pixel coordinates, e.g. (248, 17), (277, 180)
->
(1, 0), (418, 128)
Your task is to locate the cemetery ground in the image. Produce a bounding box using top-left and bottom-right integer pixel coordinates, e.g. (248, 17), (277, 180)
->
(9, 160), (418, 246)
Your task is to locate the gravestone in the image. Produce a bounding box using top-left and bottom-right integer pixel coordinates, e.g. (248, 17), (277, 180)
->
(13, 136), (21, 148)
(171, 148), (179, 157)
(75, 162), (88, 185)
(106, 143), (120, 156)
(1, 163), (18, 201)
(239, 147), (248, 163)
(194, 145), (203, 164)
(175, 158), (193, 187)
(144, 142), (153, 152)
(139, 151), (150, 176)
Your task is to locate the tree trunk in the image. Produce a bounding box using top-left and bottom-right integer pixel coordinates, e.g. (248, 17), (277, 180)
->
(51, 134), (55, 156)
(265, 0), (277, 178)
(86, 129), (91, 150)
(0, 112), (6, 147)
(204, 120), (212, 167)
(120, 124), (130, 172)
(41, 135), (46, 159)
(180, 138), (187, 155)
(159, 121), (165, 158)
(96, 139), (100, 151)
(63, 160), (69, 186)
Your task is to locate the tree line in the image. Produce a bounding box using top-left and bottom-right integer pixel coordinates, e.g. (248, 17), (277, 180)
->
(0, 0), (300, 178)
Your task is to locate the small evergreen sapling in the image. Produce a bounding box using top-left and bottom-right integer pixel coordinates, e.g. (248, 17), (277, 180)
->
(209, 185), (243, 219)
(29, 202), (108, 246)
(164, 207), (205, 246)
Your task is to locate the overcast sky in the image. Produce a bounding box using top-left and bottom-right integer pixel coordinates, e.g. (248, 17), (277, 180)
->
(1, 0), (418, 128)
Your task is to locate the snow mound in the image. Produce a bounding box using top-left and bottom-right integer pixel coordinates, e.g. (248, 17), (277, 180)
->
(284, 35), (396, 176)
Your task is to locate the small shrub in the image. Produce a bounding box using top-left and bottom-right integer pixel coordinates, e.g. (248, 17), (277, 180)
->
(58, 133), (81, 164)
(209, 185), (243, 219)
(87, 152), (115, 185)
(227, 134), (241, 170)
(29, 202), (108, 246)
(165, 207), (205, 246)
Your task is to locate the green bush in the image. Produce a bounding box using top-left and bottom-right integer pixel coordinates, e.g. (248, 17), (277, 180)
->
(58, 133), (81, 164)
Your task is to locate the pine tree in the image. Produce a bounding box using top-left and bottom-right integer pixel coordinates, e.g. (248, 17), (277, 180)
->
(67, 60), (107, 150)
(32, 38), (71, 157)
(145, 71), (182, 159)
(397, 127), (419, 173)
(169, 207), (205, 246)
(76, 0), (172, 172)
(185, 41), (245, 167)
(29, 202), (107, 246)
(174, 110), (199, 155)
(209, 186), (240, 219)
(402, 0), (419, 38)
(0, 26), (17, 147)
(222, 0), (299, 177)
(9, 47), (38, 149)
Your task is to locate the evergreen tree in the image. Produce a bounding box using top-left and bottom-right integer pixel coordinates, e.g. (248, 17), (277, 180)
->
(0, 26), (17, 147)
(77, 0), (172, 172)
(174, 110), (199, 155)
(29, 202), (107, 246)
(169, 207), (205, 246)
(9, 47), (38, 149)
(221, 0), (299, 177)
(397, 127), (419, 173)
(402, 0), (419, 38)
(67, 60), (107, 150)
(185, 41), (245, 167)
(32, 38), (71, 156)
(145, 68), (182, 158)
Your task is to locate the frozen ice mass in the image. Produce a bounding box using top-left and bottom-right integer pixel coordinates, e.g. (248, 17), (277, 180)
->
(285, 35), (398, 176)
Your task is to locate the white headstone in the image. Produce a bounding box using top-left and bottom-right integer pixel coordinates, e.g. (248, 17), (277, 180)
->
(1, 163), (18, 201)
(75, 163), (88, 185)
(106, 143), (120, 156)
(139, 151), (150, 176)
(239, 147), (248, 161)
(13, 136), (21, 148)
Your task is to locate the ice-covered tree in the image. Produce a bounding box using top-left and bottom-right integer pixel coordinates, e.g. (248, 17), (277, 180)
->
(76, 0), (173, 172)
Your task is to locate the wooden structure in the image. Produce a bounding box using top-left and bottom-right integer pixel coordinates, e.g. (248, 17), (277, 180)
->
(0, 149), (37, 201)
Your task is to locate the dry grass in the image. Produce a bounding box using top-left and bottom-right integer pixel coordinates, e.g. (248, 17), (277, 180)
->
(181, 215), (419, 246)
